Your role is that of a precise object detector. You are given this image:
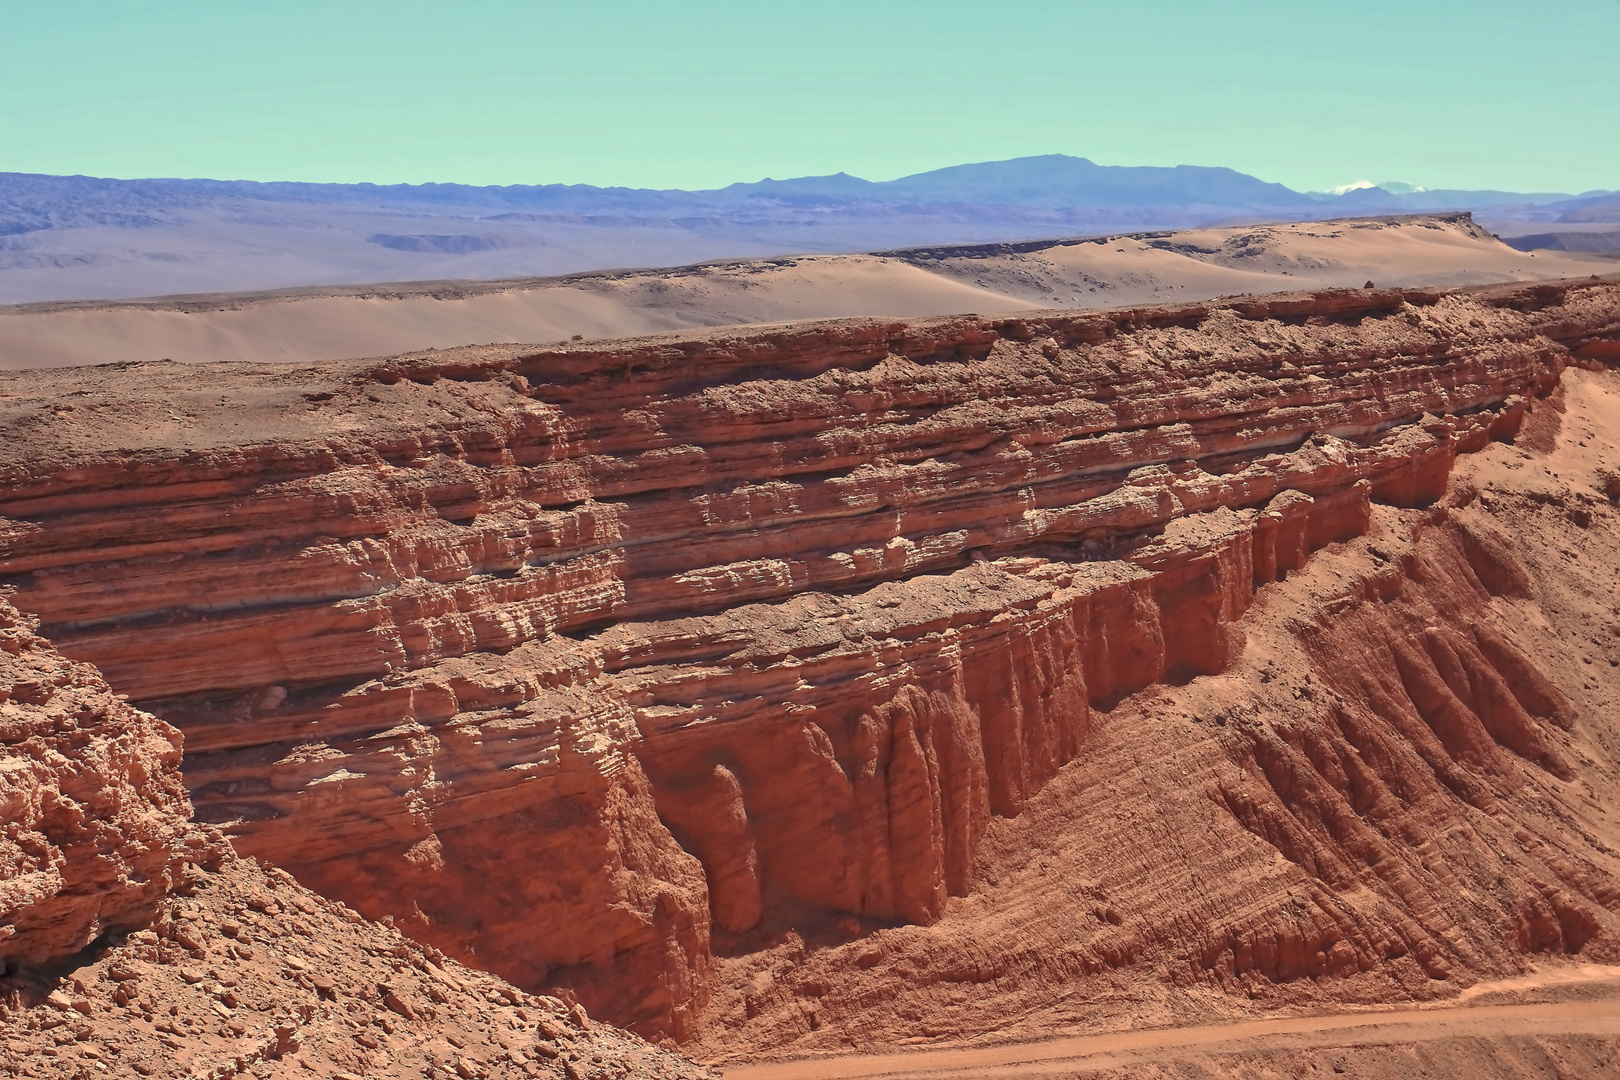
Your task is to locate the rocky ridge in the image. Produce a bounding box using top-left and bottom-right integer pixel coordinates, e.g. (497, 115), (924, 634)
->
(0, 852), (714, 1080)
(1, 278), (1618, 1043)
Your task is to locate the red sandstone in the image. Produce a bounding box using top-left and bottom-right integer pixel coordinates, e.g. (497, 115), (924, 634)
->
(0, 279), (1618, 1061)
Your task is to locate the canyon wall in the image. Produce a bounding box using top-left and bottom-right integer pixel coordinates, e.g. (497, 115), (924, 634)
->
(2, 280), (1618, 1040)
(690, 368), (1620, 1057)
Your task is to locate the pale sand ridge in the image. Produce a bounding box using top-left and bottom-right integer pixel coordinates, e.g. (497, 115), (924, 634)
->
(0, 259), (1027, 370)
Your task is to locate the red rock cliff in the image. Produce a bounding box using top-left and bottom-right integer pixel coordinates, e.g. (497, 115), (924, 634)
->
(2, 280), (1618, 1039)
(687, 362), (1620, 1058)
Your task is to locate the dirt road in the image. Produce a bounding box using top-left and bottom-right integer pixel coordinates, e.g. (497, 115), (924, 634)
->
(723, 965), (1620, 1080)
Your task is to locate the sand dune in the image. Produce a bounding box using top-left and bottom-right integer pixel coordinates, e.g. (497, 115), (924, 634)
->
(5, 160), (1601, 306)
(0, 260), (1026, 370)
(1, 214), (1612, 370)
(909, 214), (1618, 305)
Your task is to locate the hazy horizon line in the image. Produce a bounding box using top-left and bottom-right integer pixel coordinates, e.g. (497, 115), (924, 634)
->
(3, 154), (1612, 200)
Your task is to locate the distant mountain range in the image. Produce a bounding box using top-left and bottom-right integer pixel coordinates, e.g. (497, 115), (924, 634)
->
(1, 155), (1614, 305)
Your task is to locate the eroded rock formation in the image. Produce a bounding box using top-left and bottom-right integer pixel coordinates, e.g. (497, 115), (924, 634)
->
(2, 279), (1618, 1041)
(0, 596), (209, 970)
(689, 373), (1620, 1058)
(0, 831), (712, 1080)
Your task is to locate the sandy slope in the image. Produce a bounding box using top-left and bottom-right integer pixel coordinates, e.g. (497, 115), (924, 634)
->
(0, 259), (1025, 371)
(1, 215), (1612, 371)
(18, 157), (1578, 306)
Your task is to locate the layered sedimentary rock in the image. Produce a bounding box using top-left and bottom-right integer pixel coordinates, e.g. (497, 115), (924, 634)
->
(2, 279), (1618, 1040)
(690, 373), (1620, 1057)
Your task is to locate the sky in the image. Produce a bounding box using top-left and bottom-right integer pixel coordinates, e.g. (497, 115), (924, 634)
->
(2, 1), (1616, 195)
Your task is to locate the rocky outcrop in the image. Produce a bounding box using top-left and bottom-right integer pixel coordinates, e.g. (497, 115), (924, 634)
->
(0, 597), (209, 971)
(1, 279), (1618, 1040)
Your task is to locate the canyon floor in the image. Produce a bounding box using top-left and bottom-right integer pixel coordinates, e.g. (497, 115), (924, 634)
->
(729, 966), (1620, 1079)
(3, 276), (1620, 1078)
(1, 213), (1613, 370)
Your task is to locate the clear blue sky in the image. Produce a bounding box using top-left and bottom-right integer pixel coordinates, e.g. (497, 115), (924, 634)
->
(2, 1), (1615, 194)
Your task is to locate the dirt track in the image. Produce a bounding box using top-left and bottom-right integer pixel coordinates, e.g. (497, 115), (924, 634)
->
(724, 966), (1620, 1079)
